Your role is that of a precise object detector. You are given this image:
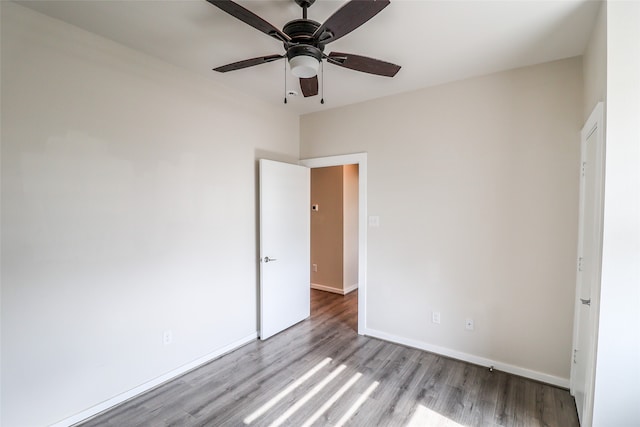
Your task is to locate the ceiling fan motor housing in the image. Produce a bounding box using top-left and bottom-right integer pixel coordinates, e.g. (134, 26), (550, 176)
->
(282, 19), (321, 43)
(287, 44), (322, 62)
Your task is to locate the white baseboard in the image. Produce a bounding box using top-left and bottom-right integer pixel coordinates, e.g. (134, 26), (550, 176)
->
(311, 283), (358, 295)
(311, 283), (343, 294)
(363, 328), (569, 389)
(53, 332), (258, 427)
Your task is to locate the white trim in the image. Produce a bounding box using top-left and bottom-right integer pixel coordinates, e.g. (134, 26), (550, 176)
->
(300, 153), (367, 336)
(311, 283), (359, 295)
(51, 333), (258, 427)
(363, 328), (569, 389)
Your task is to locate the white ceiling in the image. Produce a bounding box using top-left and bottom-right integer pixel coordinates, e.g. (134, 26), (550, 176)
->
(17, 0), (600, 115)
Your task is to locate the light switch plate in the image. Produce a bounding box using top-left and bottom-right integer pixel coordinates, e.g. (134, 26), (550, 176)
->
(432, 312), (441, 324)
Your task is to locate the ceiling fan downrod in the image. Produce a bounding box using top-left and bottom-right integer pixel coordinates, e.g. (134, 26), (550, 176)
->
(295, 0), (316, 19)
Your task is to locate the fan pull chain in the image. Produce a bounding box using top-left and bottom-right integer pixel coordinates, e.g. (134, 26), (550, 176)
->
(320, 60), (325, 105)
(284, 58), (287, 104)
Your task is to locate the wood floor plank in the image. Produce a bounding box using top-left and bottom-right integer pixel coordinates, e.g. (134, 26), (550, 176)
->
(77, 290), (579, 427)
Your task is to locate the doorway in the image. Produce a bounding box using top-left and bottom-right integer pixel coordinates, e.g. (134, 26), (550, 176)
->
(310, 165), (359, 295)
(300, 153), (368, 335)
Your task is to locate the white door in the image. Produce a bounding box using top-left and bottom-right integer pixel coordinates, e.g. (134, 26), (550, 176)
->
(259, 159), (310, 340)
(570, 103), (605, 426)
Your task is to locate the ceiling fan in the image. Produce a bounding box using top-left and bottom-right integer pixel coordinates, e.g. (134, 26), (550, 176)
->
(207, 0), (401, 100)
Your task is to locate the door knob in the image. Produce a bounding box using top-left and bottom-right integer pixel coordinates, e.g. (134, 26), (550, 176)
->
(263, 257), (277, 263)
(580, 298), (591, 306)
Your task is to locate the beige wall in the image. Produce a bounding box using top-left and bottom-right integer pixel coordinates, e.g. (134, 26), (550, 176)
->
(0, 3), (299, 426)
(311, 166), (344, 290)
(301, 57), (583, 383)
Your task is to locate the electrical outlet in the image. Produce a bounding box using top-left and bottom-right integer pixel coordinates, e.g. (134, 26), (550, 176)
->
(312, 264), (318, 272)
(163, 330), (173, 345)
(432, 311), (441, 324)
(465, 318), (474, 331)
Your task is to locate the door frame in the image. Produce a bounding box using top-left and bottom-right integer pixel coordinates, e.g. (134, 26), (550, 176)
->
(300, 153), (367, 335)
(570, 102), (605, 426)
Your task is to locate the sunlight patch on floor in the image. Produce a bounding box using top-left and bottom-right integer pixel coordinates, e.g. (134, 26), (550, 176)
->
(243, 357), (385, 427)
(300, 372), (362, 427)
(243, 357), (331, 424)
(334, 380), (379, 427)
(407, 404), (465, 427)
(268, 364), (347, 427)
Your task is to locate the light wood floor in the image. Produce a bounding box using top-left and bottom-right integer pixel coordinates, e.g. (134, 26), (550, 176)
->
(79, 290), (578, 427)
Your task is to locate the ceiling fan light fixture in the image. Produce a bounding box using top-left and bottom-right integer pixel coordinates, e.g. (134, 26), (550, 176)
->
(287, 45), (322, 78)
(289, 55), (320, 78)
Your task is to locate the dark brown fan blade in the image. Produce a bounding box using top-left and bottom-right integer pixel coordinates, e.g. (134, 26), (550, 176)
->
(207, 0), (290, 42)
(299, 76), (319, 97)
(313, 0), (390, 44)
(327, 52), (400, 77)
(213, 54), (284, 72)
